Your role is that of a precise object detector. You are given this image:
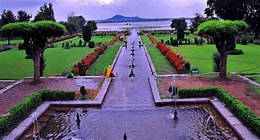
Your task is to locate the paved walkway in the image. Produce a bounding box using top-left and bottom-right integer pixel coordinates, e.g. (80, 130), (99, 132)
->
(102, 30), (154, 109)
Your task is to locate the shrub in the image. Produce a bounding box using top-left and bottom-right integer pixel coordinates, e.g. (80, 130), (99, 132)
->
(0, 90), (75, 138)
(168, 86), (178, 96)
(212, 52), (220, 72)
(80, 86), (87, 96)
(18, 43), (24, 50)
(228, 49), (243, 55)
(172, 39), (178, 46)
(178, 87), (260, 137)
(178, 87), (218, 98)
(241, 39), (247, 45)
(183, 62), (191, 73)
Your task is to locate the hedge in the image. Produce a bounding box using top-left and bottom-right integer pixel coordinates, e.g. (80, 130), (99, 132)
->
(0, 90), (74, 138)
(178, 87), (260, 137)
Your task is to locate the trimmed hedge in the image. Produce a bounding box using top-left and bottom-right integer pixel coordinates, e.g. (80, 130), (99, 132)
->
(178, 87), (218, 98)
(178, 87), (260, 137)
(0, 90), (74, 138)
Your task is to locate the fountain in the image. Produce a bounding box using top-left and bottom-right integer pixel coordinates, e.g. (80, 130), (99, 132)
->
(15, 30), (241, 140)
(32, 112), (40, 140)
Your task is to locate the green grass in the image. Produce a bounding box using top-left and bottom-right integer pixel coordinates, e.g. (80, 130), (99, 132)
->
(170, 44), (260, 74)
(87, 42), (121, 76)
(52, 36), (114, 47)
(142, 34), (260, 75)
(248, 76), (260, 84)
(0, 39), (23, 45)
(0, 36), (116, 80)
(141, 35), (176, 74)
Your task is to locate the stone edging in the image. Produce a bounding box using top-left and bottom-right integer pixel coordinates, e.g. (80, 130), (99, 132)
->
(147, 75), (259, 140)
(0, 80), (24, 95)
(3, 77), (112, 140)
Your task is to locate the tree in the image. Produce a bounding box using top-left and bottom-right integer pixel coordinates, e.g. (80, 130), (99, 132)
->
(197, 20), (248, 78)
(170, 18), (187, 41)
(0, 10), (16, 44)
(245, 0), (260, 39)
(205, 0), (247, 20)
(87, 20), (97, 32)
(17, 10), (32, 22)
(34, 3), (55, 22)
(190, 13), (206, 33)
(60, 21), (77, 34)
(68, 15), (85, 32)
(1, 21), (67, 83)
(82, 25), (92, 42)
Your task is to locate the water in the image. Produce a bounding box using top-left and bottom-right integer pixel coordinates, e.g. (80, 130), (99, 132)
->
(27, 107), (232, 140)
(97, 20), (172, 31)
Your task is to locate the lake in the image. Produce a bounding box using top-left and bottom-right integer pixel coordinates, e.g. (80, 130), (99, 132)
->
(96, 20), (173, 31)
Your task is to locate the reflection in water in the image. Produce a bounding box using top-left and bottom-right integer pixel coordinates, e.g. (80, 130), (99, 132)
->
(31, 107), (237, 140)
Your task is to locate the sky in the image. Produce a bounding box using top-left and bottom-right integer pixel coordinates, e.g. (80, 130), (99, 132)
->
(0, 0), (207, 21)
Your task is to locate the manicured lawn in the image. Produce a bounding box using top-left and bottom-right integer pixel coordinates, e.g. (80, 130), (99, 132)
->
(0, 36), (116, 79)
(52, 36), (114, 47)
(170, 44), (260, 74)
(0, 38), (23, 45)
(248, 76), (260, 84)
(87, 42), (121, 76)
(142, 34), (260, 74)
(141, 35), (176, 74)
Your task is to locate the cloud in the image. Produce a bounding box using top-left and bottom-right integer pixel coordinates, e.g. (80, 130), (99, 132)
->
(0, 0), (207, 21)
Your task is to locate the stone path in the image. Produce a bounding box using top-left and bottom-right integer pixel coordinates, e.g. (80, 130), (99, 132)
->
(102, 30), (154, 109)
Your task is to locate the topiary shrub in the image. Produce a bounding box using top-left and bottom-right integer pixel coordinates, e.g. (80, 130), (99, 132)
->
(88, 41), (95, 48)
(241, 39), (247, 45)
(172, 39), (178, 46)
(183, 62), (191, 73)
(80, 86), (87, 96)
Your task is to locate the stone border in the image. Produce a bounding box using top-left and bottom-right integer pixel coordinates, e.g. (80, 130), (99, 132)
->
(3, 77), (112, 140)
(148, 75), (259, 140)
(0, 80), (23, 95)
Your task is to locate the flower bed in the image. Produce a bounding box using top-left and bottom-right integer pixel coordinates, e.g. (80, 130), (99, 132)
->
(147, 34), (185, 73)
(47, 34), (77, 43)
(71, 34), (121, 75)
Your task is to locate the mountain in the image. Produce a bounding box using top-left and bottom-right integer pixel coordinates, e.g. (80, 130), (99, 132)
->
(106, 15), (146, 22)
(97, 15), (172, 23)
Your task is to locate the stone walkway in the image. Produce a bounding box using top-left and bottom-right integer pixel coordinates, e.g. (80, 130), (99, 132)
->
(102, 30), (154, 109)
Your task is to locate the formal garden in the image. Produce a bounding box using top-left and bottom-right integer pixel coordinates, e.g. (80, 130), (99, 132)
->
(1, 1), (260, 139)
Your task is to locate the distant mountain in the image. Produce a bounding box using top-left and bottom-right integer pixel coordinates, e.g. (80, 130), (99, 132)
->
(97, 15), (172, 23)
(106, 15), (145, 22)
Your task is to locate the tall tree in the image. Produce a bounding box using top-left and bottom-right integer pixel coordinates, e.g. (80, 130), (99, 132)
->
(68, 15), (85, 32)
(205, 0), (247, 20)
(245, 0), (260, 39)
(190, 13), (206, 33)
(170, 18), (187, 41)
(0, 10), (16, 44)
(1, 21), (66, 83)
(60, 21), (77, 34)
(17, 10), (32, 22)
(197, 20), (248, 78)
(34, 3), (55, 22)
(82, 25), (92, 42)
(87, 20), (97, 32)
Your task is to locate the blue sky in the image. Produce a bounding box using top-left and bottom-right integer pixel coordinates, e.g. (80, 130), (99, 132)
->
(0, 0), (207, 21)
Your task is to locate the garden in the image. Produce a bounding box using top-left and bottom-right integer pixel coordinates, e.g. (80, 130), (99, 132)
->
(0, 34), (122, 79)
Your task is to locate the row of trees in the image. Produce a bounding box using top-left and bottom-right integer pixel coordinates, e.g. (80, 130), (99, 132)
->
(0, 3), (96, 83)
(0, 3), (97, 36)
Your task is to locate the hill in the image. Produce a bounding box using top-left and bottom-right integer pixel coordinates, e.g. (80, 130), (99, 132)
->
(97, 15), (172, 23)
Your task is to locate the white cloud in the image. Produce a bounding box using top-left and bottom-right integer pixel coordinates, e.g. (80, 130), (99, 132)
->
(0, 0), (208, 21)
